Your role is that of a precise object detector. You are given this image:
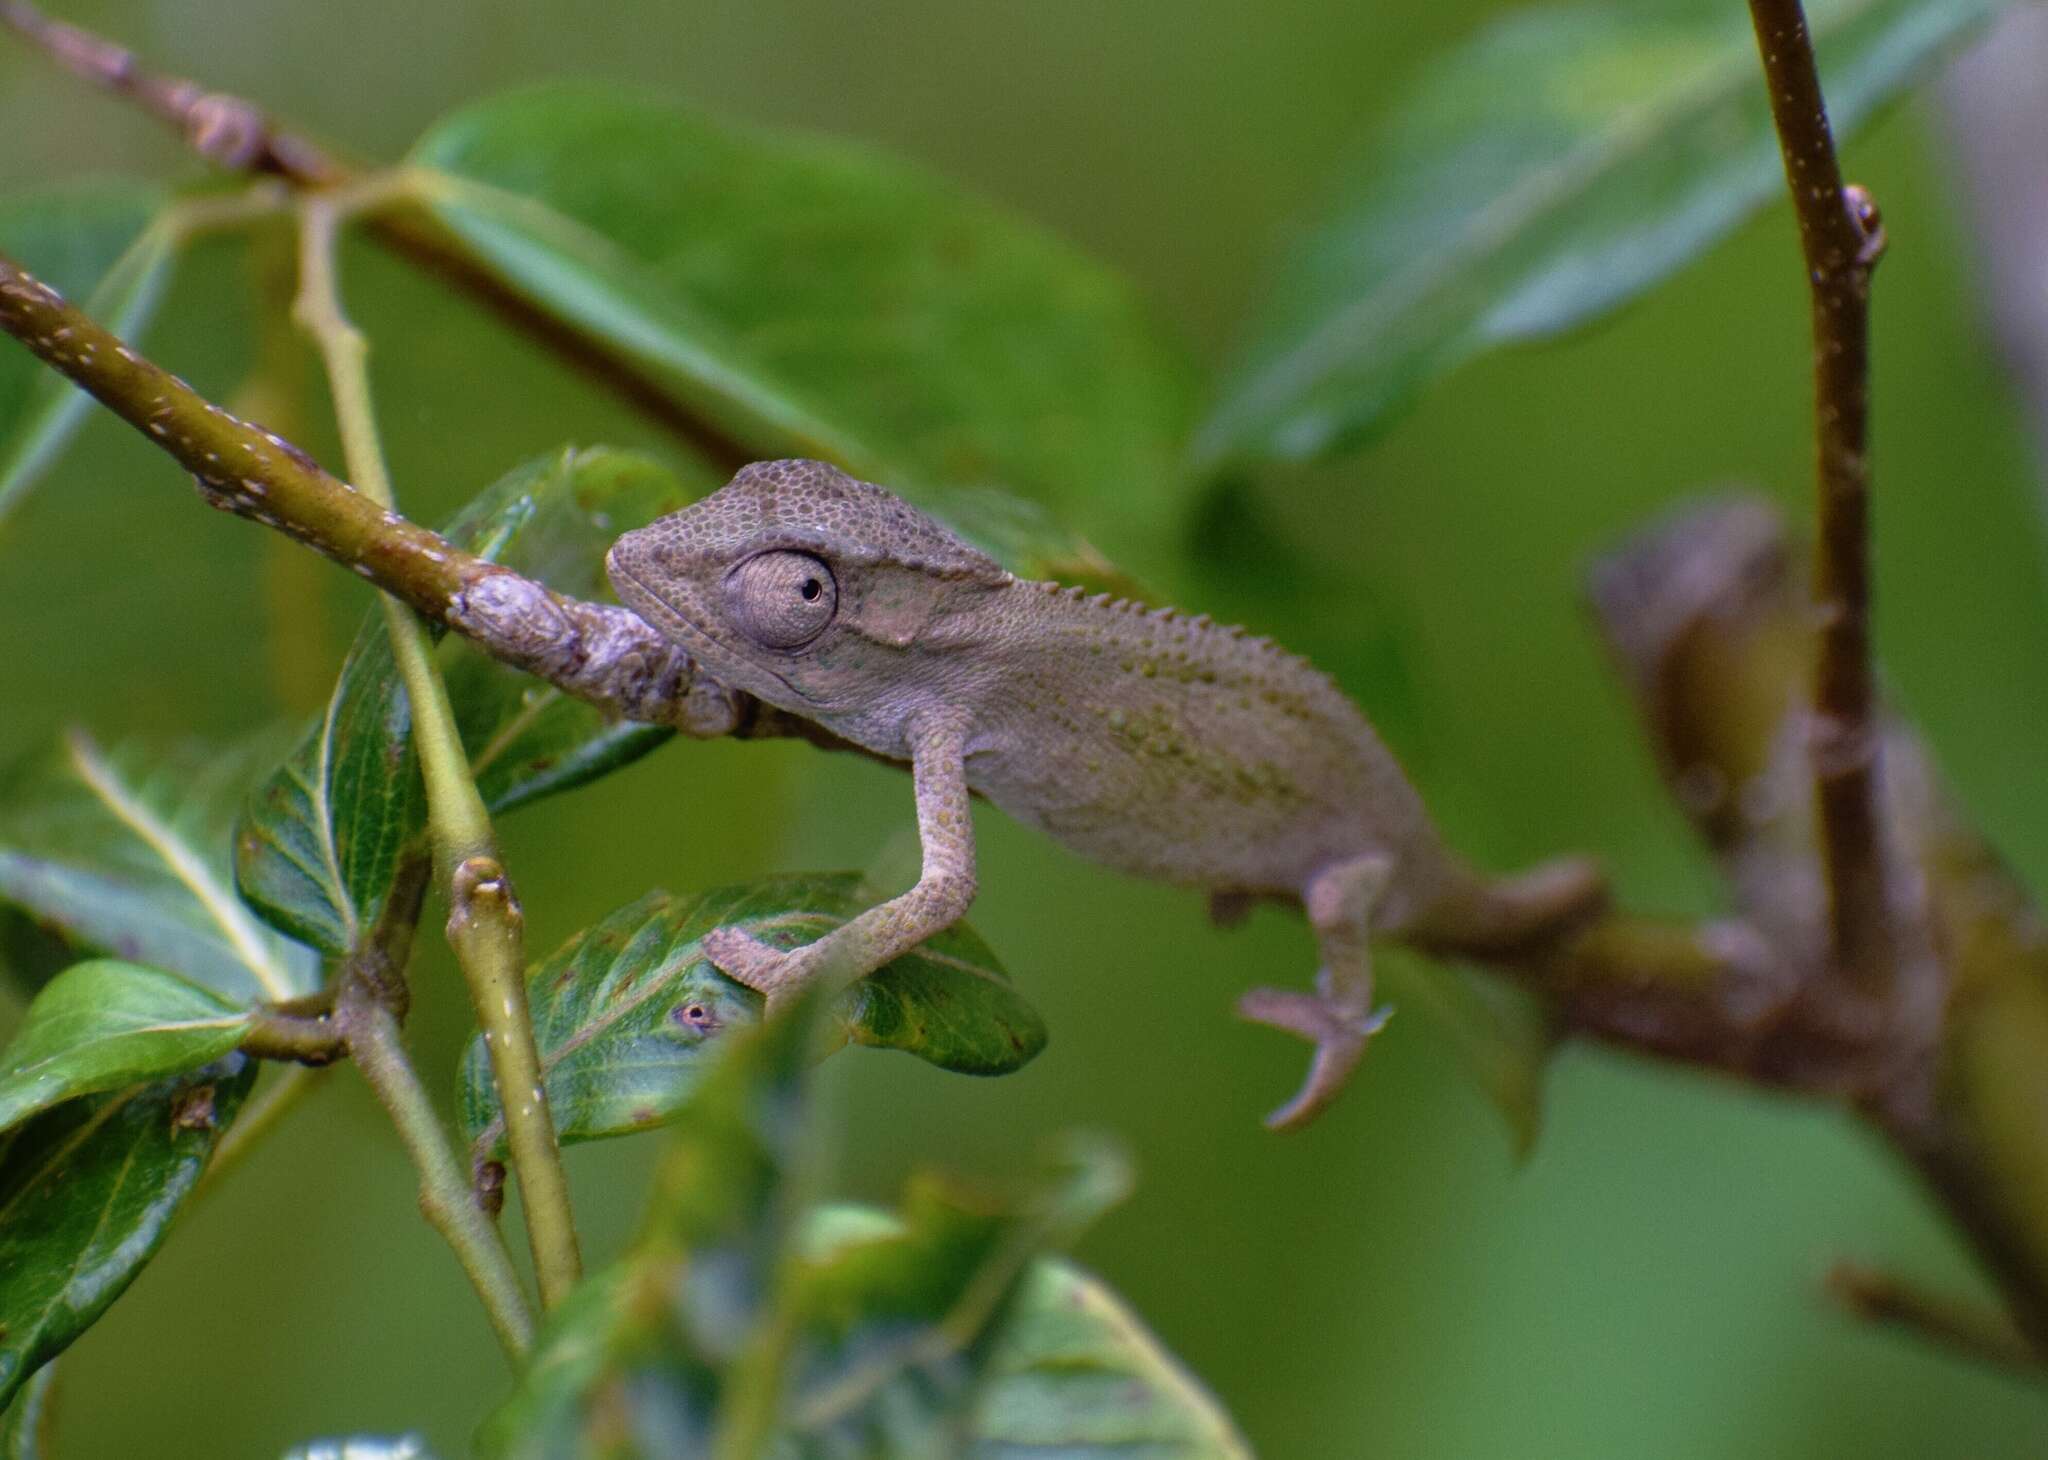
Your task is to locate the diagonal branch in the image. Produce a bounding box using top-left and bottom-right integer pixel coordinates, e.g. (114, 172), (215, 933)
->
(0, 0), (345, 180)
(0, 246), (761, 736)
(1745, 0), (1893, 993)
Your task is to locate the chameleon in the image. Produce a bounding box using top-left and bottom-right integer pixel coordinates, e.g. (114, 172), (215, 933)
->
(606, 459), (1603, 1129)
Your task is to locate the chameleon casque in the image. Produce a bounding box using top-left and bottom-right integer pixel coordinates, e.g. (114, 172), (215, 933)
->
(606, 459), (1602, 1129)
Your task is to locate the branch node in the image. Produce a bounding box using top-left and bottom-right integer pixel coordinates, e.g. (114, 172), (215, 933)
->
(1844, 183), (1887, 268)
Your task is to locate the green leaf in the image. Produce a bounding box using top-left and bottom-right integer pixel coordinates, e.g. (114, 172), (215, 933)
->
(279, 1437), (439, 1460)
(0, 181), (177, 524)
(482, 1002), (1142, 1460)
(480, 1002), (821, 1460)
(457, 875), (1045, 1159)
(0, 734), (317, 1004)
(233, 613), (419, 958)
(0, 960), (250, 1133)
(235, 447), (702, 955)
(767, 1138), (1131, 1456)
(1195, 0), (2006, 467)
(969, 1255), (1253, 1458)
(409, 86), (1197, 569)
(785, 1195), (1248, 1459)
(0, 1056), (255, 1410)
(0, 1360), (56, 1460)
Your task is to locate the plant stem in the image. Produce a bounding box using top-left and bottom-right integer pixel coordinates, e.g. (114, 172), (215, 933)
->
(0, 242), (748, 731)
(1745, 0), (1892, 993)
(293, 188), (583, 1309)
(239, 1008), (344, 1064)
(336, 972), (535, 1359)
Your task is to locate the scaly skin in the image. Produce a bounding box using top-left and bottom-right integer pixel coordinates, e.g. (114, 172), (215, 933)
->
(608, 459), (1601, 1128)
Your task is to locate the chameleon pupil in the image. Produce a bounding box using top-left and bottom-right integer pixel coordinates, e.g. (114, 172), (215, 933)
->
(801, 579), (821, 601)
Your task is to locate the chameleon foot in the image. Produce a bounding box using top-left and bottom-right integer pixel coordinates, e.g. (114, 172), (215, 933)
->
(703, 926), (814, 1013)
(1236, 979), (1391, 1131)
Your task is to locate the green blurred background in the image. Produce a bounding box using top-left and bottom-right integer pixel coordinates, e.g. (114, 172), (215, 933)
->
(5, 0), (2048, 1454)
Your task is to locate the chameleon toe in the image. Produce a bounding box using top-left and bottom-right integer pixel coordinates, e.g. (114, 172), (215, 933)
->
(1238, 987), (1390, 1130)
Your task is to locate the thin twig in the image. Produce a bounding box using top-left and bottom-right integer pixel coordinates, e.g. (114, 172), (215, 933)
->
(293, 188), (582, 1308)
(0, 0), (753, 470)
(0, 0), (345, 180)
(238, 1008), (343, 1064)
(1745, 0), (1892, 992)
(336, 969), (536, 1358)
(0, 247), (715, 727)
(1828, 1262), (2045, 1379)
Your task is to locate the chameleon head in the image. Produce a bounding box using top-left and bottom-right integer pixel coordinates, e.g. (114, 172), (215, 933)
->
(606, 459), (1011, 725)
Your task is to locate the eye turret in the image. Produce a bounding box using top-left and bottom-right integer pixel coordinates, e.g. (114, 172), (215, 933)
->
(726, 550), (838, 649)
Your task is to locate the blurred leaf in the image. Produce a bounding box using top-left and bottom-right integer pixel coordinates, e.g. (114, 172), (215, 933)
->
(0, 1360), (55, 1460)
(279, 1437), (438, 1460)
(0, 911), (73, 1003)
(235, 447), (700, 955)
(0, 734), (317, 1004)
(0, 181), (176, 525)
(0, 960), (249, 1133)
(1195, 0), (2006, 467)
(409, 85), (1198, 571)
(458, 876), (1045, 1159)
(480, 1001), (821, 1460)
(1382, 952), (1556, 1158)
(483, 998), (1150, 1459)
(0, 1056), (254, 1410)
(762, 1138), (1131, 1457)
(969, 1253), (1253, 1457)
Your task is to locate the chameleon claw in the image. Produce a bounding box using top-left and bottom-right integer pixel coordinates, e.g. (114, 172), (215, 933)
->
(1236, 986), (1391, 1131)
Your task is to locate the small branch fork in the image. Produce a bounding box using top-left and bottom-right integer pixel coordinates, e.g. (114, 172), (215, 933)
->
(1746, 0), (1894, 994)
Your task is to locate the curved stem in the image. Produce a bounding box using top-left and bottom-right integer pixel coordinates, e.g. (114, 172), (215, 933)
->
(337, 974), (535, 1358)
(293, 188), (582, 1309)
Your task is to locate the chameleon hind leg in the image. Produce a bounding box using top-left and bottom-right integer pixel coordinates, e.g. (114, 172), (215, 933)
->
(1236, 853), (1394, 1131)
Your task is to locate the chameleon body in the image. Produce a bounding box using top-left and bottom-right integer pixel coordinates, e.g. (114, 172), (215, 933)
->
(607, 460), (1601, 1128)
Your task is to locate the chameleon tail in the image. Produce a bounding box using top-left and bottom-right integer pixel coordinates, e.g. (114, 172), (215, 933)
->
(1408, 854), (1606, 958)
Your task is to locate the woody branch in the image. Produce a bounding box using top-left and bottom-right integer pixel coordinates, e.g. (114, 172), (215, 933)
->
(1746, 0), (1894, 994)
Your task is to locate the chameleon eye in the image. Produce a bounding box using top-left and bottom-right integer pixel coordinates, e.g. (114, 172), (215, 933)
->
(727, 550), (838, 649)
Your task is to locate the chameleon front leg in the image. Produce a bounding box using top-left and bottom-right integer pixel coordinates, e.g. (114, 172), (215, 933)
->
(703, 711), (977, 1009)
(1236, 853), (1394, 1131)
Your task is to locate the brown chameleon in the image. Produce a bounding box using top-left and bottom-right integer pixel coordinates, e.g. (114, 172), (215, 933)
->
(607, 460), (1601, 1128)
